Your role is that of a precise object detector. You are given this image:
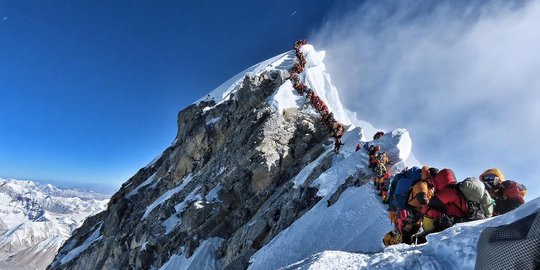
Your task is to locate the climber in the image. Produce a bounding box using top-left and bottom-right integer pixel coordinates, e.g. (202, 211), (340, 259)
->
(397, 166), (438, 244)
(292, 79), (301, 90)
(390, 209), (421, 245)
(379, 173), (392, 200)
(408, 166), (438, 213)
(422, 169), (470, 234)
(306, 91), (314, 101)
(368, 146), (379, 169)
(291, 63), (303, 74)
(387, 210), (423, 246)
(310, 93), (320, 108)
(334, 138), (344, 153)
(330, 123), (345, 139)
(326, 115), (335, 128)
(383, 230), (405, 247)
(456, 177), (494, 220)
(299, 56), (307, 67)
(372, 152), (390, 191)
(294, 39), (307, 51)
(313, 97), (324, 113)
(373, 131), (385, 140)
(479, 168), (527, 216)
(322, 111), (333, 125)
(368, 145), (380, 157)
(319, 103), (328, 115)
(337, 124), (345, 138)
(329, 122), (340, 138)
(295, 83), (306, 95)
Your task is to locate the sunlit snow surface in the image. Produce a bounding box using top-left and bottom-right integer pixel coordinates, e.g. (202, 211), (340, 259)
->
(282, 198), (540, 270)
(0, 177), (108, 270)
(158, 44), (538, 270)
(195, 51), (294, 107)
(159, 238), (224, 270)
(60, 223), (103, 265)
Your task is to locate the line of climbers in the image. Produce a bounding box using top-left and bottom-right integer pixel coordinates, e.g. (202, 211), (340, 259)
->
(355, 131), (392, 199)
(289, 39), (345, 153)
(381, 167), (528, 246)
(356, 132), (529, 246)
(288, 39), (529, 249)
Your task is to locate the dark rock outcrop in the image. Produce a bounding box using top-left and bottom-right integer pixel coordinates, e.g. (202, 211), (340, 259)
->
(48, 69), (334, 270)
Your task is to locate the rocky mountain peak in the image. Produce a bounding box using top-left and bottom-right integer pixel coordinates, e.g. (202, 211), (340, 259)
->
(48, 43), (412, 270)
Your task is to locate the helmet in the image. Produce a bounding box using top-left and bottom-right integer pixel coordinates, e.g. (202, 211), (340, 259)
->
(480, 168), (505, 188)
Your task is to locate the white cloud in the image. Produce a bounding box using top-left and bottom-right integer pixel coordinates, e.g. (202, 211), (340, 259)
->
(311, 0), (540, 199)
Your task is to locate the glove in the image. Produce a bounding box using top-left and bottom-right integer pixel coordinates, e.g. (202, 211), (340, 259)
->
(438, 214), (455, 229)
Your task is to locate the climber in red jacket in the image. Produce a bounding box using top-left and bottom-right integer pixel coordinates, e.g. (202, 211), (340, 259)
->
(422, 168), (469, 233)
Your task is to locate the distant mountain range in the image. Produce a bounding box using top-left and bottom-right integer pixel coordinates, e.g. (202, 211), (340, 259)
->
(0, 177), (109, 270)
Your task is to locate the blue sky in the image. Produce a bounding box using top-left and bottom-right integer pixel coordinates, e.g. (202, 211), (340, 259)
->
(1, 0), (538, 199)
(0, 0), (350, 192)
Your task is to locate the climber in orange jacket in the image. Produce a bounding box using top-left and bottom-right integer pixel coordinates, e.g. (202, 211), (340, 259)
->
(408, 166), (438, 213)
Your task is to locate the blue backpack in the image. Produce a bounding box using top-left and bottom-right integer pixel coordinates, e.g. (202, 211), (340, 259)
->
(391, 167), (422, 210)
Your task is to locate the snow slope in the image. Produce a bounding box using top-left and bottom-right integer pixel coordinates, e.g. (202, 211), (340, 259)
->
(249, 185), (392, 270)
(0, 177), (109, 270)
(247, 44), (538, 270)
(190, 43), (538, 270)
(284, 197), (540, 270)
(177, 43), (415, 270)
(196, 51), (295, 107)
(159, 238), (224, 270)
(51, 42), (537, 270)
(248, 128), (411, 269)
(232, 43), (416, 269)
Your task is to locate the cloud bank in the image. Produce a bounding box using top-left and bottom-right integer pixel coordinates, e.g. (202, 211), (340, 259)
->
(311, 0), (540, 198)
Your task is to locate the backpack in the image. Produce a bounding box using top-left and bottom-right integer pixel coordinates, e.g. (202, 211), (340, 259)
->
(392, 167), (422, 210)
(373, 157), (388, 178)
(373, 163), (386, 178)
(502, 180), (527, 202)
(457, 177), (493, 220)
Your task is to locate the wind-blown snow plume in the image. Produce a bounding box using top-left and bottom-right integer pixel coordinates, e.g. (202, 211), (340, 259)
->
(311, 0), (540, 199)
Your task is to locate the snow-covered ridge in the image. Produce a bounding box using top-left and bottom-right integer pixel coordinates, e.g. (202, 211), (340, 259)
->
(283, 197), (540, 270)
(0, 177), (109, 270)
(195, 51), (295, 107)
(47, 42), (434, 270)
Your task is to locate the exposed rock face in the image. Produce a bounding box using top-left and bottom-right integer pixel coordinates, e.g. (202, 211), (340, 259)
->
(48, 69), (334, 270)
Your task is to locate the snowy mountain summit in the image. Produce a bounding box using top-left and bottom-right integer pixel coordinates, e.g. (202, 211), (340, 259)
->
(48, 42), (538, 270)
(0, 177), (108, 270)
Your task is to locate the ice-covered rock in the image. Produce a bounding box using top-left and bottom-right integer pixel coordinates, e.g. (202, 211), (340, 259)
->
(48, 44), (420, 270)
